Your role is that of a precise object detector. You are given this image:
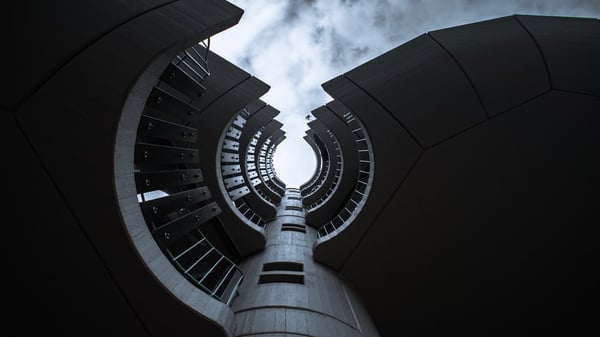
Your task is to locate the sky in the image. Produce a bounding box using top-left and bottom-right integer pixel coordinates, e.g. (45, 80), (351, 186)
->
(211, 0), (600, 188)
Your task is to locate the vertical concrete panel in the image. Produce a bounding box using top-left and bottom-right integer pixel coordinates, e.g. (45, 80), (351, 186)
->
(231, 189), (378, 336)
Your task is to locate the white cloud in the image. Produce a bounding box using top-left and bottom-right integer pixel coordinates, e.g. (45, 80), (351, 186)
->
(211, 0), (599, 187)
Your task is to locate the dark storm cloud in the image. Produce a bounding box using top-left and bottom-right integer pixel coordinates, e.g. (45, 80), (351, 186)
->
(283, 0), (317, 23)
(239, 56), (253, 70)
(327, 28), (351, 67)
(311, 26), (325, 44)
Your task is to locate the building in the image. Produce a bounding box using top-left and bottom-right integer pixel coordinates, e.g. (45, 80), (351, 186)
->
(4, 1), (599, 336)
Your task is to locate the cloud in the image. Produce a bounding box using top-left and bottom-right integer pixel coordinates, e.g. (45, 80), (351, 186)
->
(212, 0), (599, 187)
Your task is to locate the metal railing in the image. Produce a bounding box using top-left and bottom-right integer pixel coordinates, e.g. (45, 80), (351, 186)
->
(168, 228), (244, 305)
(301, 134), (330, 196)
(134, 40), (244, 306)
(172, 39), (211, 88)
(305, 131), (343, 210)
(220, 109), (268, 228)
(245, 133), (274, 206)
(234, 199), (267, 227)
(317, 110), (374, 238)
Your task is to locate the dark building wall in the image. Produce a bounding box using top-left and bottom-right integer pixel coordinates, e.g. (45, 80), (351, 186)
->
(316, 15), (600, 336)
(5, 1), (245, 336)
(6, 109), (151, 336)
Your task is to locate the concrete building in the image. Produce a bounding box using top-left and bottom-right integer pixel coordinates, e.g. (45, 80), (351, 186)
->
(4, 1), (599, 336)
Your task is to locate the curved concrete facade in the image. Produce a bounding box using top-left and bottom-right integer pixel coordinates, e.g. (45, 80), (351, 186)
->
(7, 1), (245, 336)
(315, 14), (600, 336)
(231, 190), (378, 336)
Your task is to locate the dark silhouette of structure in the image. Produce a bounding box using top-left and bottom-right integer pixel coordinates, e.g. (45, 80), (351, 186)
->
(4, 1), (599, 336)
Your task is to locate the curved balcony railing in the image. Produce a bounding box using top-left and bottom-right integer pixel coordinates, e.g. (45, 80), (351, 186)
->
(266, 140), (286, 191)
(168, 228), (244, 305)
(300, 134), (324, 193)
(254, 184), (275, 204)
(134, 41), (244, 305)
(245, 130), (275, 206)
(233, 199), (267, 227)
(219, 109), (267, 228)
(258, 139), (285, 195)
(171, 39), (211, 95)
(305, 130), (343, 210)
(248, 128), (285, 202)
(301, 133), (330, 196)
(317, 110), (374, 238)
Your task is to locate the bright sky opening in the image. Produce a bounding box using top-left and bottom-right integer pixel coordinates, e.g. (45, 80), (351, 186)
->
(211, 0), (599, 187)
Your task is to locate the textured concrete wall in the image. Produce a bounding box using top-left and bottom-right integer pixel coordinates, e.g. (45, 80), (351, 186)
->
(231, 190), (379, 336)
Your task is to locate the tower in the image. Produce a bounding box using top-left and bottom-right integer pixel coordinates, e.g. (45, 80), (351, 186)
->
(5, 1), (599, 336)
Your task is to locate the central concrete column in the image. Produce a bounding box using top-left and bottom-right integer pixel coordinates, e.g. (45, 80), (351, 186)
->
(231, 188), (379, 336)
